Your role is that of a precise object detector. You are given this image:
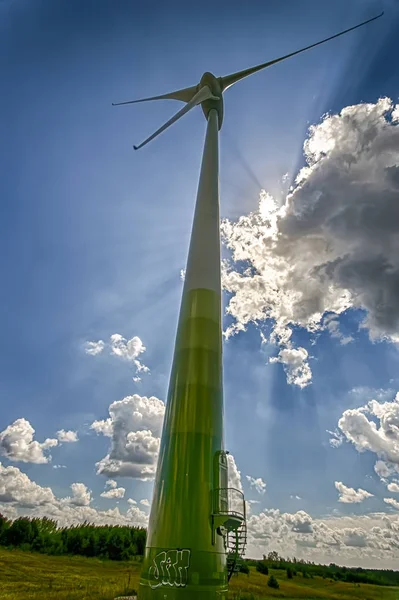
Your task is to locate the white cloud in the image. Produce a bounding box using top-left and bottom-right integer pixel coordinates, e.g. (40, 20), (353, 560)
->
(140, 498), (150, 507)
(0, 463), (148, 528)
(323, 314), (353, 345)
(327, 429), (344, 448)
(269, 346), (311, 388)
(222, 98), (399, 385)
(384, 497), (399, 510)
(335, 481), (373, 504)
(64, 483), (92, 507)
(337, 392), (399, 484)
(226, 454), (246, 515)
(246, 475), (267, 495)
(90, 419), (113, 437)
(227, 454), (243, 492)
(85, 334), (149, 380)
(387, 482), (399, 493)
(0, 419), (58, 464)
(96, 430), (159, 479)
(92, 395), (165, 479)
(110, 334), (149, 377)
(285, 510), (313, 533)
(105, 479), (117, 489)
(57, 429), (79, 443)
(127, 498), (137, 505)
(84, 340), (105, 356)
(374, 459), (399, 479)
(342, 528), (368, 548)
(100, 487), (125, 499)
(0, 462), (55, 507)
(245, 509), (399, 566)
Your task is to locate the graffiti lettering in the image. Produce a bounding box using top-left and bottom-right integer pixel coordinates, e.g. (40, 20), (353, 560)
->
(149, 549), (191, 588)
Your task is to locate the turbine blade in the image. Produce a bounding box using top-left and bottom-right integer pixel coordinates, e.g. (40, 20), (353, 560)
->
(112, 85), (198, 106)
(220, 11), (384, 91)
(133, 85), (218, 150)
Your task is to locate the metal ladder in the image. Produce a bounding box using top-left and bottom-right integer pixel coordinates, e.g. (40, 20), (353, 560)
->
(226, 519), (247, 581)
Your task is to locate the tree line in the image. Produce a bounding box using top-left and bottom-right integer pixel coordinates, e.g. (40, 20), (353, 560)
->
(0, 514), (146, 561)
(2, 513), (399, 586)
(247, 551), (399, 587)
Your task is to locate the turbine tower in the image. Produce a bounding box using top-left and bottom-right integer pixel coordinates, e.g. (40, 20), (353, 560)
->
(113, 11), (382, 600)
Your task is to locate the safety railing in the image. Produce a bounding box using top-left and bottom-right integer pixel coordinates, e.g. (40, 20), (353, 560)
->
(213, 487), (246, 519)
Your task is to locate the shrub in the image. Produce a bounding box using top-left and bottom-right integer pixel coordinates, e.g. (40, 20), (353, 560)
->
(239, 562), (250, 575)
(287, 567), (293, 579)
(267, 575), (279, 589)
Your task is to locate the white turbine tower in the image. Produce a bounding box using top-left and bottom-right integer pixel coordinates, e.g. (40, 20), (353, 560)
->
(113, 10), (383, 600)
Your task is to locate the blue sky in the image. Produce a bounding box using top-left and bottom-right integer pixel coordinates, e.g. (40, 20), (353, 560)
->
(1, 0), (399, 567)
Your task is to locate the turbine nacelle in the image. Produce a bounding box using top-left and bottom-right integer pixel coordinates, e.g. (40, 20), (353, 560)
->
(198, 72), (224, 128)
(112, 11), (383, 150)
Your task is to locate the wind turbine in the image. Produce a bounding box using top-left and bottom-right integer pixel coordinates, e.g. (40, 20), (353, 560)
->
(113, 11), (383, 600)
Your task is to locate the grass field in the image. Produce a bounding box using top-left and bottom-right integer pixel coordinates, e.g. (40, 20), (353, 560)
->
(0, 548), (398, 600)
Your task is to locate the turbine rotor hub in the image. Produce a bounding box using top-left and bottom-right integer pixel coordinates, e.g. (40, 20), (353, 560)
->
(199, 72), (224, 129)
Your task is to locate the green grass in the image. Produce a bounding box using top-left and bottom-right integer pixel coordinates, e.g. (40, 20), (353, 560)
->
(229, 568), (399, 599)
(0, 548), (398, 600)
(0, 548), (140, 600)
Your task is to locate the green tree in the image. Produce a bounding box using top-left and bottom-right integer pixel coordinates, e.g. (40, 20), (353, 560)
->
(6, 518), (34, 547)
(256, 561), (268, 575)
(267, 575), (279, 589)
(267, 551), (280, 562)
(287, 567), (293, 579)
(0, 514), (10, 544)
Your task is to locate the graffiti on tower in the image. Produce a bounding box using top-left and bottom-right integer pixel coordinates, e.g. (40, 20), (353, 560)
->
(149, 549), (191, 588)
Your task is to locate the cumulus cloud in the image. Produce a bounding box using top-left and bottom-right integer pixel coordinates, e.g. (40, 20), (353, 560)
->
(0, 463), (148, 528)
(109, 334), (148, 372)
(0, 419), (58, 464)
(336, 392), (399, 484)
(374, 459), (399, 479)
(64, 483), (92, 507)
(387, 482), (399, 493)
(99, 479), (127, 498)
(140, 498), (150, 507)
(222, 98), (399, 385)
(57, 429), (78, 443)
(85, 334), (149, 380)
(91, 419), (113, 437)
(246, 475), (267, 495)
(100, 487), (125, 499)
(384, 497), (399, 510)
(285, 510), (313, 533)
(342, 528), (368, 548)
(335, 481), (373, 504)
(269, 346), (311, 388)
(245, 509), (399, 566)
(227, 454), (243, 492)
(0, 462), (55, 507)
(91, 395), (165, 479)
